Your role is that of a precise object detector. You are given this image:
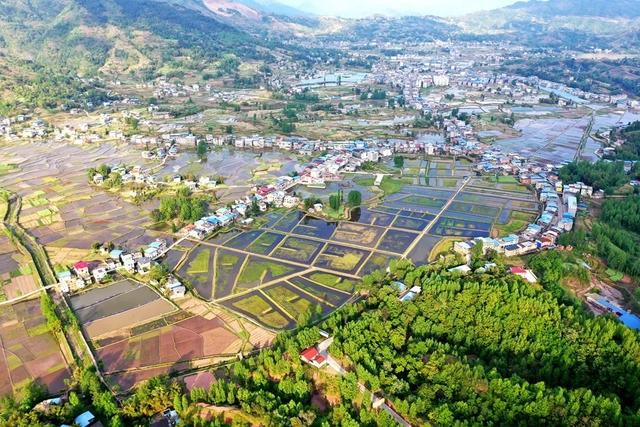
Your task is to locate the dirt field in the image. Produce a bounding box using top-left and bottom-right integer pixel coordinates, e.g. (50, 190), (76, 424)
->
(96, 314), (241, 391)
(84, 298), (176, 338)
(0, 298), (70, 396)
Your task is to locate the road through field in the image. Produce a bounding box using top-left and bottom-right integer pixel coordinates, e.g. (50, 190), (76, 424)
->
(401, 176), (470, 259)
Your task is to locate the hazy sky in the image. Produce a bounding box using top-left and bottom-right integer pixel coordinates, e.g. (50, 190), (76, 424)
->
(278, 0), (521, 18)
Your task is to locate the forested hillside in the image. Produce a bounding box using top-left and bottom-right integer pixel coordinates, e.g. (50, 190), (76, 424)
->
(4, 257), (640, 426)
(0, 0), (276, 113)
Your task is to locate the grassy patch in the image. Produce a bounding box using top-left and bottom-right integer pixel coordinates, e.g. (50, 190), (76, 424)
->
(429, 237), (458, 261)
(606, 269), (624, 282)
(236, 260), (297, 289)
(187, 249), (211, 275)
(353, 176), (408, 195)
(308, 273), (355, 292)
(403, 195), (445, 207)
(494, 211), (536, 237)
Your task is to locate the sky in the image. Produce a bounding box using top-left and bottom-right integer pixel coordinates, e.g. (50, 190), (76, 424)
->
(277, 0), (521, 18)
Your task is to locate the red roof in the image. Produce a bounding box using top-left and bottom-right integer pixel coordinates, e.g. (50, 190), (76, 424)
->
(74, 261), (90, 270)
(510, 266), (526, 274)
(300, 347), (319, 361)
(315, 355), (326, 364)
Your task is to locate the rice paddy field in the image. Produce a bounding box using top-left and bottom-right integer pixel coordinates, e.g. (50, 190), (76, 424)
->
(491, 116), (590, 165)
(174, 163), (538, 329)
(0, 233), (40, 302)
(0, 298), (70, 396)
(0, 142), (173, 257)
(0, 138), (541, 391)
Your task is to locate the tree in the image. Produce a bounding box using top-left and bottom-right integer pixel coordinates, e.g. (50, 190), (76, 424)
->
(329, 191), (342, 211)
(196, 141), (207, 160)
(393, 155), (404, 168)
(347, 190), (362, 207)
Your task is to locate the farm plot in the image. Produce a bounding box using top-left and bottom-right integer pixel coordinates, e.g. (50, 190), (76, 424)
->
(262, 211), (286, 228)
(206, 229), (242, 245)
(70, 280), (175, 339)
(287, 277), (352, 307)
(96, 314), (240, 385)
(271, 236), (324, 264)
(263, 282), (333, 320)
(221, 291), (294, 330)
(377, 229), (420, 254)
(392, 216), (430, 231)
(447, 201), (500, 219)
(332, 222), (385, 248)
(224, 230), (264, 250)
(271, 210), (303, 232)
(234, 257), (304, 293)
(431, 217), (492, 238)
(349, 208), (395, 227)
(177, 246), (216, 299)
(292, 216), (337, 240)
(0, 299), (70, 396)
(246, 231), (285, 255)
(213, 249), (246, 299)
(407, 234), (445, 265)
(304, 271), (357, 293)
(359, 252), (400, 276)
(161, 248), (188, 271)
(0, 234), (40, 302)
(313, 244), (370, 275)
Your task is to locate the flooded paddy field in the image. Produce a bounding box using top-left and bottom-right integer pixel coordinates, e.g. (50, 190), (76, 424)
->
(175, 163), (538, 329)
(492, 116), (590, 165)
(0, 142), (172, 258)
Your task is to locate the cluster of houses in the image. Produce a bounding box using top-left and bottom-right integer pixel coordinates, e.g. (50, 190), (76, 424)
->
(187, 189), (301, 239)
(92, 164), (159, 187)
(56, 239), (186, 299)
(453, 168), (591, 264)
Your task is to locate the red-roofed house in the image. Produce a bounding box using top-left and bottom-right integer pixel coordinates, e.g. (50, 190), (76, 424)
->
(73, 261), (90, 278)
(300, 346), (327, 368)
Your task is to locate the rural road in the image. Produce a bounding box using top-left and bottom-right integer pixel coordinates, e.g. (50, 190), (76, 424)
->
(0, 283), (58, 306)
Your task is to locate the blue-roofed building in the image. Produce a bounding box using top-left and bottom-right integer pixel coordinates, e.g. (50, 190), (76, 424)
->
(587, 295), (640, 331)
(205, 216), (220, 225)
(109, 249), (123, 260)
(148, 241), (163, 249)
(56, 270), (72, 281)
(74, 411), (97, 427)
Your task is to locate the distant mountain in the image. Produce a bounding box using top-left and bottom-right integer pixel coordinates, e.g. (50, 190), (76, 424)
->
(456, 0), (640, 48)
(0, 0), (267, 78)
(504, 0), (640, 18)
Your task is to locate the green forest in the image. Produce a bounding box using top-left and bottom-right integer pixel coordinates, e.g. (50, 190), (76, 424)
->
(606, 121), (640, 161)
(558, 160), (629, 193)
(560, 195), (640, 277)
(4, 254), (640, 426)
